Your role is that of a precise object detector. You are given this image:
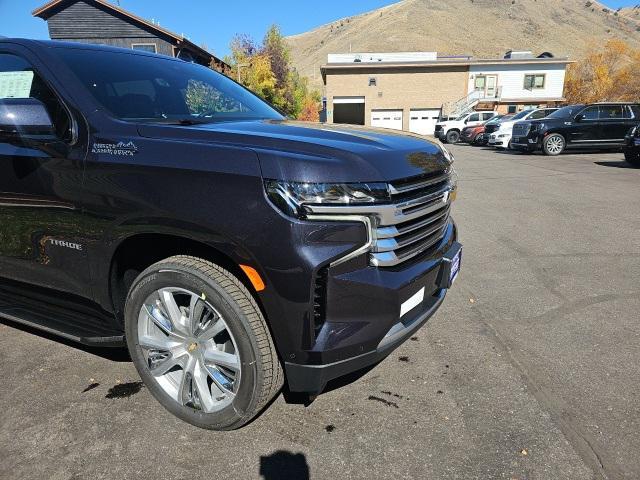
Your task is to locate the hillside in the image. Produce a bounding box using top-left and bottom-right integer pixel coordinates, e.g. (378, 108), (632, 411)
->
(286, 0), (640, 88)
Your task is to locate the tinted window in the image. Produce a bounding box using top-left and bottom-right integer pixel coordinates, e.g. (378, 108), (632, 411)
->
(528, 110), (547, 120)
(622, 106), (633, 119)
(510, 110), (530, 120)
(599, 105), (624, 120)
(580, 106), (599, 120)
(52, 48), (283, 122)
(630, 105), (640, 118)
(0, 52), (72, 140)
(482, 112), (495, 120)
(467, 113), (479, 122)
(546, 106), (582, 119)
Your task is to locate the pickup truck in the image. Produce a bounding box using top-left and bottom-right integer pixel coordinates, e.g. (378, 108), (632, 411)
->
(0, 39), (461, 430)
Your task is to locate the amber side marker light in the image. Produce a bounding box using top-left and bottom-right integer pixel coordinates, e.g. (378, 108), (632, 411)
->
(240, 264), (266, 292)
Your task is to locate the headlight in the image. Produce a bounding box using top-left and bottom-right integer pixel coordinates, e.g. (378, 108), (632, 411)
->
(265, 180), (390, 217)
(440, 144), (455, 163)
(531, 123), (544, 132)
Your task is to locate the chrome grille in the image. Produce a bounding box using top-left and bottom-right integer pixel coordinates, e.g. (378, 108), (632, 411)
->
(484, 124), (500, 134)
(304, 170), (454, 268)
(512, 123), (531, 137)
(371, 172), (452, 267)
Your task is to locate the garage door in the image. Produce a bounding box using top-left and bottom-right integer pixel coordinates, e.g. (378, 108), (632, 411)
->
(409, 109), (441, 136)
(371, 110), (403, 131)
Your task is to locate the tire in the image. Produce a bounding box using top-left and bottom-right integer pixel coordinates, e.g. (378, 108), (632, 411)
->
(542, 133), (565, 156)
(625, 151), (640, 167)
(472, 133), (484, 145)
(446, 130), (460, 144)
(125, 255), (283, 430)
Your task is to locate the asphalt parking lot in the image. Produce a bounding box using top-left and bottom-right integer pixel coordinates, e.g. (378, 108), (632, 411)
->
(1, 145), (639, 480)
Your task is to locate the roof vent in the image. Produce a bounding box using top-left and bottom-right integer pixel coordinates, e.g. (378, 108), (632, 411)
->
(537, 51), (554, 58)
(504, 50), (534, 59)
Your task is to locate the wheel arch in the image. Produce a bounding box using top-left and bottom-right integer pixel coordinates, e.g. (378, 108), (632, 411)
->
(106, 233), (259, 326)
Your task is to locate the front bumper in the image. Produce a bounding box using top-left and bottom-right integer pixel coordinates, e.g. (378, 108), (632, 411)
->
(285, 228), (461, 393)
(511, 133), (541, 151)
(488, 133), (510, 147)
(624, 135), (639, 154)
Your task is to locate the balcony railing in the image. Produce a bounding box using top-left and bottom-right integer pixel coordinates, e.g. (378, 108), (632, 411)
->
(441, 87), (502, 119)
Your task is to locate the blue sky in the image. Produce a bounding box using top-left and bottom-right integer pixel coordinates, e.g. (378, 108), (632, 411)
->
(0, 0), (634, 58)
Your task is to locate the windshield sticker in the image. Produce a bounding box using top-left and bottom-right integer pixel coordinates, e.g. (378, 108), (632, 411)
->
(91, 141), (138, 156)
(0, 71), (34, 99)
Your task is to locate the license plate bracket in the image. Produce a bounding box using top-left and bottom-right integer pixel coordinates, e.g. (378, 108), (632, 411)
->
(438, 242), (462, 289)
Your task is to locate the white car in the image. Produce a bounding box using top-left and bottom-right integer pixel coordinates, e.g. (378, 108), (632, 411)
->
(488, 108), (558, 149)
(435, 111), (497, 144)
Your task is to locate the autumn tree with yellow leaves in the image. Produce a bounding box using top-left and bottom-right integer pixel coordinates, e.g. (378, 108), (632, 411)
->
(565, 40), (640, 103)
(225, 26), (321, 121)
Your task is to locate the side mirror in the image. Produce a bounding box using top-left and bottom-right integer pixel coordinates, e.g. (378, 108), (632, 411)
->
(464, 119), (469, 124)
(574, 114), (585, 122)
(0, 98), (55, 138)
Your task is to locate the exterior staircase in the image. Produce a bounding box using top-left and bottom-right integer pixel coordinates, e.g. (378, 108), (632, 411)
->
(441, 87), (502, 119)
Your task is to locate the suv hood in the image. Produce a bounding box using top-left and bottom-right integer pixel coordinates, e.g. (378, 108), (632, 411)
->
(137, 119), (451, 183)
(496, 120), (518, 130)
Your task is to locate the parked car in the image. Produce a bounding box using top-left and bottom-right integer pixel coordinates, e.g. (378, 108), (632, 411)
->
(0, 39), (462, 430)
(460, 124), (486, 145)
(511, 103), (640, 155)
(624, 124), (640, 167)
(460, 115), (506, 145)
(478, 115), (512, 145)
(435, 111), (496, 143)
(488, 108), (558, 149)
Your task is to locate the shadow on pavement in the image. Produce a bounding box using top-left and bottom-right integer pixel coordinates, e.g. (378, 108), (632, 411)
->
(260, 450), (310, 480)
(595, 160), (636, 169)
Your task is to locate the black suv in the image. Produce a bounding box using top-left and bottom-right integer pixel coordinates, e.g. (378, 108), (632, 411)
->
(511, 103), (640, 155)
(624, 124), (640, 167)
(0, 40), (461, 430)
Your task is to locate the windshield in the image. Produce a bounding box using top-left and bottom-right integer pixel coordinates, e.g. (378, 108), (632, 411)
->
(546, 105), (582, 120)
(486, 115), (509, 125)
(51, 48), (284, 123)
(510, 110), (533, 121)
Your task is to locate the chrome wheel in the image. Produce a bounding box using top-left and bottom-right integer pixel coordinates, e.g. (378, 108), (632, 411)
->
(545, 135), (564, 155)
(137, 287), (240, 413)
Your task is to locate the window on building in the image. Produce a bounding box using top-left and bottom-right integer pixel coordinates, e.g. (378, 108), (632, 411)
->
(368, 77), (377, 87)
(523, 74), (545, 90)
(132, 43), (157, 54)
(507, 105), (517, 114)
(474, 76), (486, 90)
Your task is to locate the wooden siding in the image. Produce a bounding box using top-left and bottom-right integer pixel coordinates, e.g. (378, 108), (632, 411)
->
(59, 37), (174, 57)
(39, 0), (225, 68)
(47, 0), (169, 40)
